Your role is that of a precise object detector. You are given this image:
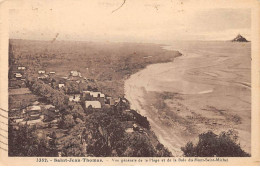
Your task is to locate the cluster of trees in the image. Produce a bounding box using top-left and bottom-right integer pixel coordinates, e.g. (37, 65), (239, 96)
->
(181, 130), (250, 157)
(26, 77), (69, 110)
(117, 109), (150, 130)
(9, 123), (57, 156)
(26, 77), (86, 128)
(129, 110), (150, 129)
(60, 111), (172, 157)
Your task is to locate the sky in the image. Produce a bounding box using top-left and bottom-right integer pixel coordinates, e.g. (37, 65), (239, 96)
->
(8, 0), (252, 43)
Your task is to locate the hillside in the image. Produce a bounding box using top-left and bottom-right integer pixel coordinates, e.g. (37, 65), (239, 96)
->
(8, 39), (181, 157)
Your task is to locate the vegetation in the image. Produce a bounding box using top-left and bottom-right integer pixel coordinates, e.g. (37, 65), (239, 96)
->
(9, 76), (171, 157)
(26, 77), (69, 110)
(59, 111), (171, 157)
(8, 40), (179, 157)
(181, 130), (250, 157)
(8, 123), (57, 156)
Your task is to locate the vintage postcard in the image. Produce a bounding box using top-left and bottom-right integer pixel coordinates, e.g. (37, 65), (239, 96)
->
(0, 0), (260, 166)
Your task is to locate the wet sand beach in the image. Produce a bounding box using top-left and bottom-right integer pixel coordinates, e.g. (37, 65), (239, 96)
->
(125, 41), (251, 156)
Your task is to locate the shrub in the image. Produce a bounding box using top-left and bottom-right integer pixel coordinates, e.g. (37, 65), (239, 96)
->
(59, 114), (76, 129)
(181, 130), (250, 157)
(130, 110), (150, 129)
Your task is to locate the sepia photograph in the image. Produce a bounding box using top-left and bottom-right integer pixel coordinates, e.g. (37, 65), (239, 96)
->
(1, 0), (260, 166)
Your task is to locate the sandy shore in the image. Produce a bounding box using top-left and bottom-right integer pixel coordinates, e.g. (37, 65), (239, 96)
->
(124, 41), (251, 156)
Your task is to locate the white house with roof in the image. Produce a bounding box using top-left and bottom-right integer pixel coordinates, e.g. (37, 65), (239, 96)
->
(18, 66), (26, 70)
(49, 71), (55, 74)
(85, 101), (101, 109)
(38, 74), (48, 79)
(90, 92), (101, 98)
(45, 104), (55, 109)
(38, 70), (45, 74)
(58, 83), (65, 88)
(14, 73), (22, 78)
(70, 71), (82, 77)
(83, 90), (90, 94)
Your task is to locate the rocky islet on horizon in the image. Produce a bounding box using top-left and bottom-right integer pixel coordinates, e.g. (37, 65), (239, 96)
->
(231, 34), (249, 42)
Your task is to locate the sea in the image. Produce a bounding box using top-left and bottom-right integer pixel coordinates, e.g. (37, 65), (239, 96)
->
(125, 41), (251, 156)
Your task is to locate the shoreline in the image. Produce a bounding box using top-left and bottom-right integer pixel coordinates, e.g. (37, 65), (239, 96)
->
(124, 49), (184, 156)
(124, 42), (251, 156)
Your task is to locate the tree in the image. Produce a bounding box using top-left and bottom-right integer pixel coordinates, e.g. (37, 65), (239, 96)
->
(122, 133), (157, 157)
(9, 123), (56, 156)
(61, 136), (87, 157)
(59, 114), (75, 129)
(130, 110), (150, 129)
(181, 130), (250, 157)
(84, 112), (125, 156)
(65, 81), (80, 94)
(69, 102), (86, 120)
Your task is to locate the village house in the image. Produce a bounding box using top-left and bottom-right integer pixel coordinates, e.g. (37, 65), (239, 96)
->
(58, 83), (65, 88)
(49, 71), (56, 74)
(69, 94), (81, 102)
(85, 101), (101, 109)
(14, 73), (22, 79)
(83, 90), (90, 94)
(83, 91), (106, 105)
(86, 91), (105, 98)
(17, 66), (26, 70)
(44, 104), (55, 110)
(83, 91), (103, 98)
(38, 70), (46, 74)
(90, 91), (102, 98)
(38, 74), (48, 80)
(70, 70), (82, 77)
(124, 121), (142, 133)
